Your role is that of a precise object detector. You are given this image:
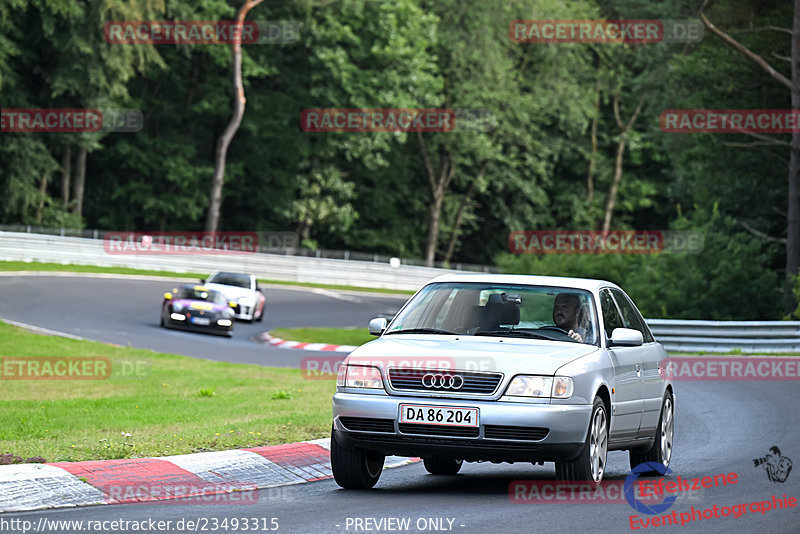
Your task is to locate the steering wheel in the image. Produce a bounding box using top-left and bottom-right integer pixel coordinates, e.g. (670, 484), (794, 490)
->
(538, 325), (570, 335)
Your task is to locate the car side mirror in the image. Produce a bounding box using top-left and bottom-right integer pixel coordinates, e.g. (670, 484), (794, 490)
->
(163, 292), (172, 300)
(610, 328), (643, 347)
(199, 279), (205, 284)
(369, 317), (388, 336)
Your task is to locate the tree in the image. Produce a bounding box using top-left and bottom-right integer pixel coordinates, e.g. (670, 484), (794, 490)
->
(699, 0), (798, 309)
(205, 0), (263, 233)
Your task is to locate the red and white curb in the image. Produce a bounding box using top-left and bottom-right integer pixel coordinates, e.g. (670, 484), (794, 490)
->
(253, 332), (357, 353)
(0, 439), (418, 513)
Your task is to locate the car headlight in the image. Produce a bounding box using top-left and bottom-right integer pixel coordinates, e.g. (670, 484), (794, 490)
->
(337, 365), (384, 389)
(172, 303), (184, 312)
(170, 312), (186, 321)
(505, 375), (573, 399)
(217, 319), (232, 327)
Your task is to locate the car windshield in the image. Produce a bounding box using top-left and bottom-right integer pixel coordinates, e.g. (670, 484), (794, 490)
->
(177, 287), (226, 305)
(386, 282), (598, 345)
(208, 272), (251, 289)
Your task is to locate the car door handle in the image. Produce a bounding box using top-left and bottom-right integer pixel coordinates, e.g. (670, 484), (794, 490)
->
(635, 364), (641, 376)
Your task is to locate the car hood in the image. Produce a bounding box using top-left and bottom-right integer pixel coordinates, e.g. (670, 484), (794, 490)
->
(172, 299), (229, 313)
(346, 335), (600, 376)
(204, 283), (253, 300)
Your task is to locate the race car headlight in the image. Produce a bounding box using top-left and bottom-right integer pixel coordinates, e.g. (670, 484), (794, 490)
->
(170, 313), (186, 321)
(217, 319), (232, 327)
(338, 365), (383, 389)
(172, 303), (184, 312)
(505, 375), (573, 398)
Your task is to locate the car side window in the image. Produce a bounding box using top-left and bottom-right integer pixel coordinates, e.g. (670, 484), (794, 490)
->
(600, 289), (624, 339)
(611, 289), (654, 343)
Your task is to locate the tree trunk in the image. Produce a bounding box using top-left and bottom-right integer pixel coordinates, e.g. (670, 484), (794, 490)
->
(587, 82), (601, 204)
(602, 95), (643, 232)
(72, 146), (87, 219)
(35, 174), (48, 223)
(417, 132), (455, 267)
(204, 0), (264, 233)
(602, 137), (627, 233)
(61, 145), (71, 209)
(425, 192), (444, 266)
(443, 162), (487, 265)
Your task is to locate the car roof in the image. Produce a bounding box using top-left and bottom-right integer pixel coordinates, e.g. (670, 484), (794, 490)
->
(208, 271), (253, 279)
(426, 273), (621, 293)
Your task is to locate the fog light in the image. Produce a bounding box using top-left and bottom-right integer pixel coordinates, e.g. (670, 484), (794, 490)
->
(170, 313), (186, 321)
(217, 319), (232, 327)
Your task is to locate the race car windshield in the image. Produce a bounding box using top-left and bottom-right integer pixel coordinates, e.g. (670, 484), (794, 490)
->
(386, 282), (599, 345)
(177, 288), (227, 304)
(208, 272), (251, 288)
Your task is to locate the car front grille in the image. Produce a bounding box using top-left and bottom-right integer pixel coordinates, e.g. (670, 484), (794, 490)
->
(398, 423), (480, 438)
(484, 425), (549, 441)
(388, 368), (502, 395)
(339, 417), (395, 433)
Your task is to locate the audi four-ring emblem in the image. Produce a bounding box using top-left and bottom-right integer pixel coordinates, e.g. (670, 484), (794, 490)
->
(421, 373), (464, 390)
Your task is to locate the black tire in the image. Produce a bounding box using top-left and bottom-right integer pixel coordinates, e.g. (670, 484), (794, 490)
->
(160, 314), (165, 327)
(255, 308), (264, 322)
(630, 391), (674, 472)
(331, 429), (384, 489)
(423, 457), (463, 475)
(556, 396), (608, 484)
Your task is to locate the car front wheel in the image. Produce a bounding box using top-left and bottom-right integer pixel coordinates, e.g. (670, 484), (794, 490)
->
(331, 429), (384, 489)
(629, 391), (674, 472)
(556, 396), (608, 484)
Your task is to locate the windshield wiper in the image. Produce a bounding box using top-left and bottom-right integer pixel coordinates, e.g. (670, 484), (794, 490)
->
(473, 330), (551, 340)
(385, 328), (457, 335)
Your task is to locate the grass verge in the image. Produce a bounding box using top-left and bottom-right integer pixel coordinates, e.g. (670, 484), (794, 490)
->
(270, 327), (374, 347)
(0, 260), (414, 295)
(0, 321), (335, 462)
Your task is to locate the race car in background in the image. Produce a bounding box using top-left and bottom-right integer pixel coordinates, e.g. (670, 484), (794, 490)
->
(160, 285), (237, 337)
(201, 271), (266, 322)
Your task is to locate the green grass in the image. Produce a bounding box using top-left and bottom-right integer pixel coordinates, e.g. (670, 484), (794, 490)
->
(0, 260), (415, 295)
(270, 327), (375, 346)
(0, 321), (336, 462)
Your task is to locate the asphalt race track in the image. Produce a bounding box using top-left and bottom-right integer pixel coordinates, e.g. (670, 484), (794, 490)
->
(0, 274), (408, 367)
(1, 274), (799, 533)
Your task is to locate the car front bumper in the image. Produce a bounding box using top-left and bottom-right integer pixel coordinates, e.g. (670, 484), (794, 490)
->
(332, 392), (592, 462)
(165, 317), (233, 335)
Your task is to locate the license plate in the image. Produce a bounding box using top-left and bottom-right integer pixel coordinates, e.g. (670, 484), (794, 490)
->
(191, 317), (211, 325)
(399, 404), (479, 427)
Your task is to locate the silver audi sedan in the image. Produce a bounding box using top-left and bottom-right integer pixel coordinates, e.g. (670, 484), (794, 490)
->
(331, 273), (674, 488)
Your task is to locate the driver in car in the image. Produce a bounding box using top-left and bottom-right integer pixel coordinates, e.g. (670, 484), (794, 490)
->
(553, 293), (588, 343)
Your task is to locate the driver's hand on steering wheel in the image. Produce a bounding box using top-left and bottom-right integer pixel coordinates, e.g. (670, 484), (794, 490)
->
(568, 329), (583, 343)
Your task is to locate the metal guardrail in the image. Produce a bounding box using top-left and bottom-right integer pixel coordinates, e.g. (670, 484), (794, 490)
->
(0, 231), (454, 291)
(0, 225), (497, 273)
(646, 319), (800, 353)
(1, 230), (798, 352)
